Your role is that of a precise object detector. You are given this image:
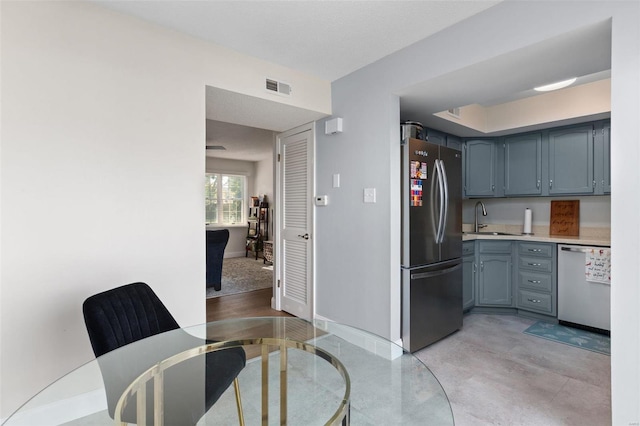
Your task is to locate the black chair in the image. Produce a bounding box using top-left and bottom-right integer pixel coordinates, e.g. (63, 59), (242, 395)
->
(206, 229), (230, 291)
(83, 282), (245, 425)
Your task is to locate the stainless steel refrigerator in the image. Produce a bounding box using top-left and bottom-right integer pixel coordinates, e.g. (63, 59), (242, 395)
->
(401, 137), (463, 352)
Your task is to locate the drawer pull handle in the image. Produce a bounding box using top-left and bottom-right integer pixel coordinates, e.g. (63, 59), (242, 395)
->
(528, 280), (542, 284)
(527, 298), (541, 303)
(528, 249), (542, 252)
(527, 263), (542, 267)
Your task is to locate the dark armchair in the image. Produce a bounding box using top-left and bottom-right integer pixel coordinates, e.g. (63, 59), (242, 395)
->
(206, 229), (230, 291)
(82, 282), (245, 425)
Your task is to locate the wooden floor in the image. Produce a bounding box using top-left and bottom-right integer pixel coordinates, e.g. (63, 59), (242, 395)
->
(206, 287), (292, 322)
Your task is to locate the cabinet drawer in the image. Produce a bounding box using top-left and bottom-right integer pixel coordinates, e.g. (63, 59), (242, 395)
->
(478, 241), (512, 254)
(462, 242), (475, 256)
(518, 290), (553, 314)
(519, 256), (553, 273)
(519, 242), (553, 258)
(518, 271), (552, 292)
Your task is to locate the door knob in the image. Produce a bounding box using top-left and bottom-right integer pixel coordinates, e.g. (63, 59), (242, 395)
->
(298, 233), (310, 240)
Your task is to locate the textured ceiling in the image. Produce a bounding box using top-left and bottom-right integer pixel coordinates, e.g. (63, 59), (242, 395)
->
(205, 119), (275, 162)
(93, 0), (501, 81)
(399, 19), (612, 136)
(92, 0), (501, 160)
(92, 1), (610, 155)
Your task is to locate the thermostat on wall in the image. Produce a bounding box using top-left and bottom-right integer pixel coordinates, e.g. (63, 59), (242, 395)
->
(315, 195), (328, 206)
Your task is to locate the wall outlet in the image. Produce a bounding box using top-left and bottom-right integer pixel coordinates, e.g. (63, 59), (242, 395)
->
(364, 188), (376, 203)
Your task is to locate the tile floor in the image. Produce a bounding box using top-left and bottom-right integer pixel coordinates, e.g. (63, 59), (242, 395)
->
(413, 313), (611, 426)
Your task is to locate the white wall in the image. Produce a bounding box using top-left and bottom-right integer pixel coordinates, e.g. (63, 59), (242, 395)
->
(463, 196), (611, 228)
(315, 2), (639, 423)
(0, 1), (329, 417)
(254, 157), (275, 240)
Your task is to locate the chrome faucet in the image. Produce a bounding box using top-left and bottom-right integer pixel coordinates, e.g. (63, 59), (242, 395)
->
(474, 201), (488, 232)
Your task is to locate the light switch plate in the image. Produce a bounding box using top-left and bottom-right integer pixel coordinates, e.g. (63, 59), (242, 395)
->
(333, 174), (340, 188)
(364, 188), (376, 203)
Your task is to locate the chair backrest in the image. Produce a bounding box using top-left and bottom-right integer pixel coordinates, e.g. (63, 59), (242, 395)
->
(206, 229), (229, 246)
(82, 282), (180, 357)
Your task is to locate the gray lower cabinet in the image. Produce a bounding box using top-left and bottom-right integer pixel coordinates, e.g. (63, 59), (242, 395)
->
(475, 241), (513, 307)
(516, 242), (557, 317)
(465, 239), (558, 318)
(462, 241), (475, 310)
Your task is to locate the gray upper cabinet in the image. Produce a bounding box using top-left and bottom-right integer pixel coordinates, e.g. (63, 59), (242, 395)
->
(603, 121), (611, 194)
(462, 119), (610, 199)
(504, 133), (542, 196)
(463, 139), (498, 198)
(548, 124), (594, 195)
(425, 128), (446, 146)
(446, 134), (462, 151)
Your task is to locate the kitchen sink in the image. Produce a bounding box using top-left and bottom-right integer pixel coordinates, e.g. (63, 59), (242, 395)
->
(464, 231), (518, 236)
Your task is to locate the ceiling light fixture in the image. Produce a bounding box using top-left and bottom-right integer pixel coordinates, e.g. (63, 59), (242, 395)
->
(534, 77), (577, 92)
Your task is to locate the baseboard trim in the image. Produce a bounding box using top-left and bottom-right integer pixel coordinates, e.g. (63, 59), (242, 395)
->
(312, 316), (403, 361)
(2, 389), (106, 425)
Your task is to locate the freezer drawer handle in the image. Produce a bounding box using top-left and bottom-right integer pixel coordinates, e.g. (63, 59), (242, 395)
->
(528, 249), (542, 253)
(527, 298), (542, 303)
(527, 263), (542, 267)
(411, 263), (462, 280)
(527, 280), (542, 284)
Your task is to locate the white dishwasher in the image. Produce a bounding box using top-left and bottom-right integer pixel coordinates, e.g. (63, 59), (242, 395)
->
(557, 244), (611, 333)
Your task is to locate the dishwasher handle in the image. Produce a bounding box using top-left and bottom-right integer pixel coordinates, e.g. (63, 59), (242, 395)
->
(561, 246), (606, 253)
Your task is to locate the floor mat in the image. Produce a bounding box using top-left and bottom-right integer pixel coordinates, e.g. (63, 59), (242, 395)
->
(523, 322), (610, 355)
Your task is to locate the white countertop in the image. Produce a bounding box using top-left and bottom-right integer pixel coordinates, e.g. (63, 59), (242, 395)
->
(461, 224), (610, 246)
(462, 232), (610, 247)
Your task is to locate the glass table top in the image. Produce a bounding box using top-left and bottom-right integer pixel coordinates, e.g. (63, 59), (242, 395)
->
(3, 317), (453, 425)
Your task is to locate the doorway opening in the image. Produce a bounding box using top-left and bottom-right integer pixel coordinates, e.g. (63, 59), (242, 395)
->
(203, 86), (327, 320)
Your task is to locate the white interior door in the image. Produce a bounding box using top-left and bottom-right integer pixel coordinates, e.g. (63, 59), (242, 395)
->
(275, 123), (314, 320)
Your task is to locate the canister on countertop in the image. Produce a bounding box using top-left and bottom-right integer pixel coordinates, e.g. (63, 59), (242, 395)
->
(401, 121), (425, 140)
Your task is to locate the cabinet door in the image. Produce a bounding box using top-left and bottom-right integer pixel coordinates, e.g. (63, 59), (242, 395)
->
(464, 140), (497, 197)
(446, 135), (462, 151)
(603, 122), (611, 194)
(549, 125), (594, 195)
(477, 254), (512, 306)
(425, 128), (446, 146)
(462, 255), (475, 310)
(504, 133), (542, 196)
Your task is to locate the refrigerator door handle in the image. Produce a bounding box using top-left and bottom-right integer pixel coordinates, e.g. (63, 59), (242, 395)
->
(430, 159), (439, 238)
(411, 263), (462, 280)
(435, 160), (446, 244)
(439, 159), (449, 244)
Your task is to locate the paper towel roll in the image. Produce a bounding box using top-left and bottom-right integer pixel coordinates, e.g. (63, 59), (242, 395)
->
(523, 208), (533, 234)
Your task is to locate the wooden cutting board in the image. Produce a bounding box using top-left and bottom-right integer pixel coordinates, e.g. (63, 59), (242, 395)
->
(550, 200), (580, 236)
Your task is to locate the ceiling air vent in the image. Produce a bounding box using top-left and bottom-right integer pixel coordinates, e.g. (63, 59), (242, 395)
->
(447, 107), (461, 118)
(206, 145), (226, 150)
(266, 78), (292, 96)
